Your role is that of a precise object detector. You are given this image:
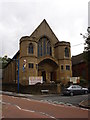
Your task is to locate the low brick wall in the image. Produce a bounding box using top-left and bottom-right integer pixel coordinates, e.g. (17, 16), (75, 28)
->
(2, 83), (61, 94)
(2, 83), (18, 92)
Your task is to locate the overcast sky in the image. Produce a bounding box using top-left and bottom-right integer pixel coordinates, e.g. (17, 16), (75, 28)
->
(0, 0), (89, 58)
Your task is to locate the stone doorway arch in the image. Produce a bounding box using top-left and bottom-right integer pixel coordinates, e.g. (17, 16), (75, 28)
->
(38, 58), (58, 83)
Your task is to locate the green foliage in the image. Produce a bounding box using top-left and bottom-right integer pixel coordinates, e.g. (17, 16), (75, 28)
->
(80, 79), (88, 87)
(0, 56), (11, 69)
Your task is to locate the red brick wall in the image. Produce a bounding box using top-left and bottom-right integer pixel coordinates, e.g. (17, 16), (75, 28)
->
(72, 62), (88, 81)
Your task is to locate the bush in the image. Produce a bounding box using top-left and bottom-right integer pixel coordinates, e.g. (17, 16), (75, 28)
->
(80, 79), (88, 87)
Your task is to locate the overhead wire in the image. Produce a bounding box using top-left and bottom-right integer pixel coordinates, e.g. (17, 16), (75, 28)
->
(72, 43), (84, 47)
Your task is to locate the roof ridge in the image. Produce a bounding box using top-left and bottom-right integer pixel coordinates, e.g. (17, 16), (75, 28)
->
(29, 19), (59, 42)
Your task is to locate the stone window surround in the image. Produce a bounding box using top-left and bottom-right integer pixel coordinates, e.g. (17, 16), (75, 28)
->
(66, 64), (70, 70)
(65, 47), (69, 58)
(38, 36), (52, 57)
(61, 64), (64, 70)
(28, 43), (34, 55)
(28, 63), (34, 69)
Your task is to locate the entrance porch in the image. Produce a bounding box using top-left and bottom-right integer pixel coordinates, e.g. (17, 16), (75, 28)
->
(38, 59), (58, 83)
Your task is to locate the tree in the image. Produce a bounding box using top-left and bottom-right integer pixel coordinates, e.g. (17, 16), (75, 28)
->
(80, 27), (90, 90)
(0, 55), (11, 69)
(85, 27), (90, 51)
(80, 27), (90, 52)
(86, 27), (90, 90)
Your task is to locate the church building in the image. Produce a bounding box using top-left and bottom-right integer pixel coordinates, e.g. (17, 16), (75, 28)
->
(3, 19), (72, 85)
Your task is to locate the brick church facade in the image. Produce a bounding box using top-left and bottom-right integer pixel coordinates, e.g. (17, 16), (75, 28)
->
(3, 19), (72, 85)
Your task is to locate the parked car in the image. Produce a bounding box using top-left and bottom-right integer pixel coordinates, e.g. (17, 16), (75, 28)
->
(62, 85), (88, 96)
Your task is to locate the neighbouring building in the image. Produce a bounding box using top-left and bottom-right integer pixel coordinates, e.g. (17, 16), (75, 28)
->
(3, 19), (72, 85)
(72, 53), (88, 82)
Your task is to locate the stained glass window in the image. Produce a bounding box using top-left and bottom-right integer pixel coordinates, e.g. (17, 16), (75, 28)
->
(38, 36), (52, 57)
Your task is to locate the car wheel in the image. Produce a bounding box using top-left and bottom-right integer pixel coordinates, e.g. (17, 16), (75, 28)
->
(85, 91), (88, 94)
(70, 92), (73, 96)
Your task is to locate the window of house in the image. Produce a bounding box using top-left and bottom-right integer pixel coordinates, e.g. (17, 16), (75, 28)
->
(61, 65), (64, 70)
(28, 63), (34, 68)
(65, 47), (69, 57)
(66, 65), (70, 70)
(28, 43), (33, 54)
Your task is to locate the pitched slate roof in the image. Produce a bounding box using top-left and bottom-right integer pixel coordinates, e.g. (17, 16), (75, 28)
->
(72, 53), (85, 65)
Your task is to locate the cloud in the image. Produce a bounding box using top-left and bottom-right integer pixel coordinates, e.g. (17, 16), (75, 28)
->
(0, 0), (89, 58)
(88, 1), (90, 27)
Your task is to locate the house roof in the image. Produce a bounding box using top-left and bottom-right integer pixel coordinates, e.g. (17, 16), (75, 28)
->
(3, 51), (20, 69)
(13, 50), (20, 59)
(72, 53), (85, 65)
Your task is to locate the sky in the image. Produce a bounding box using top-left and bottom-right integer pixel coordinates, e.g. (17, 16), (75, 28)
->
(0, 0), (89, 58)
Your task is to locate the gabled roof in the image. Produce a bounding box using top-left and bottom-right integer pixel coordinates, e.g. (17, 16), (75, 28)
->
(13, 50), (20, 59)
(3, 51), (20, 69)
(29, 19), (59, 43)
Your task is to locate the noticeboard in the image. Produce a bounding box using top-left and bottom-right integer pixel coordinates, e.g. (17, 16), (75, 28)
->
(29, 76), (43, 85)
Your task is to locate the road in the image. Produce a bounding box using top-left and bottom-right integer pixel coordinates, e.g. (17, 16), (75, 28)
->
(1, 94), (89, 119)
(28, 94), (89, 107)
(2, 91), (89, 107)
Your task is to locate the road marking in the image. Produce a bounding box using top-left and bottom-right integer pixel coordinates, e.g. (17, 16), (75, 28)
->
(1, 100), (58, 120)
(3, 94), (89, 111)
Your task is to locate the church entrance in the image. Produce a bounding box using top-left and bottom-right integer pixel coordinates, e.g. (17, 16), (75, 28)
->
(50, 72), (56, 81)
(38, 58), (58, 83)
(42, 71), (46, 82)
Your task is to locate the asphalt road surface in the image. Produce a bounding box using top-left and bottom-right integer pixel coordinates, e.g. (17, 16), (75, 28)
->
(1, 94), (89, 119)
(28, 94), (89, 107)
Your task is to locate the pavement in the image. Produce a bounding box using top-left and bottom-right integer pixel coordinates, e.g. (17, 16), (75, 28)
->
(79, 100), (90, 109)
(1, 91), (90, 109)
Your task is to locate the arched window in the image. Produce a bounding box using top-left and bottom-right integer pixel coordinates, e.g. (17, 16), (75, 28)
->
(38, 40), (42, 57)
(43, 37), (46, 55)
(65, 47), (69, 57)
(50, 46), (52, 56)
(38, 36), (52, 57)
(28, 43), (33, 54)
(47, 41), (52, 55)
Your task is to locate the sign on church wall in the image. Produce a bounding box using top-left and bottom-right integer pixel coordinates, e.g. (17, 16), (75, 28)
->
(29, 76), (43, 85)
(70, 77), (80, 84)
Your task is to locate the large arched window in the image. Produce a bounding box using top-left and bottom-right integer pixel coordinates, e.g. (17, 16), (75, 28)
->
(28, 43), (33, 54)
(47, 41), (52, 55)
(38, 36), (52, 57)
(65, 47), (69, 57)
